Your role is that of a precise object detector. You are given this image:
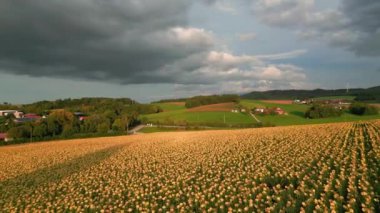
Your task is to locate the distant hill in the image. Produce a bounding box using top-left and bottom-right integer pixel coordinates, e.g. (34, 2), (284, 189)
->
(242, 86), (380, 102)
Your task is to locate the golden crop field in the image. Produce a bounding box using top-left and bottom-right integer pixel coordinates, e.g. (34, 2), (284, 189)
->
(0, 121), (379, 212)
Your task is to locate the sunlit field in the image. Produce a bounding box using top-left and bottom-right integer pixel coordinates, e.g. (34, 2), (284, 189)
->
(1, 121), (379, 212)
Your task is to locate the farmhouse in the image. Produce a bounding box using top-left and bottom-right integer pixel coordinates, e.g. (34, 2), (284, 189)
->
(253, 107), (287, 115)
(231, 108), (247, 113)
(254, 108), (266, 114)
(274, 107), (286, 115)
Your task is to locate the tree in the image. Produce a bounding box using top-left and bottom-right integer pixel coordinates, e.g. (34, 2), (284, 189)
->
(112, 118), (125, 132)
(47, 111), (75, 136)
(97, 122), (110, 133)
(7, 125), (30, 139)
(33, 123), (48, 138)
(305, 104), (342, 119)
(349, 102), (378, 115)
(62, 124), (75, 137)
(82, 114), (110, 133)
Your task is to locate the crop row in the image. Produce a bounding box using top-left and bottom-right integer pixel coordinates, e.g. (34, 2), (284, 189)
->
(0, 121), (379, 212)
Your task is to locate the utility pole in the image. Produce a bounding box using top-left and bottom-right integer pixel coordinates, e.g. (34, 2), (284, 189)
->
(223, 113), (226, 124)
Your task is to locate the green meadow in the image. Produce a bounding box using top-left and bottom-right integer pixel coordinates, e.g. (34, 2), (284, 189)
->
(141, 100), (380, 128)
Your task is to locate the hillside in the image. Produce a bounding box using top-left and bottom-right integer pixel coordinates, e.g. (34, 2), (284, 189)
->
(242, 86), (380, 102)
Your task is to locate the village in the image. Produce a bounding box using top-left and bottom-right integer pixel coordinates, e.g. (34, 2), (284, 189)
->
(0, 109), (89, 142)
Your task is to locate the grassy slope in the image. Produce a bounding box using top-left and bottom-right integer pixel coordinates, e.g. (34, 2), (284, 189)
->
(142, 102), (254, 125)
(143, 101), (380, 127)
(240, 99), (380, 126)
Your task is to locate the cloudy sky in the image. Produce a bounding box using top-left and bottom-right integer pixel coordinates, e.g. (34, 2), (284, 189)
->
(0, 0), (379, 103)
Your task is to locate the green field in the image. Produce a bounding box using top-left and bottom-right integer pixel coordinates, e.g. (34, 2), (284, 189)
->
(141, 102), (254, 126)
(139, 126), (236, 133)
(141, 100), (380, 127)
(313, 96), (356, 100)
(142, 110), (254, 125)
(139, 127), (185, 133)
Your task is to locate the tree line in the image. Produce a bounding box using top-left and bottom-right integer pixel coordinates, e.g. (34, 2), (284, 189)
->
(184, 95), (240, 108)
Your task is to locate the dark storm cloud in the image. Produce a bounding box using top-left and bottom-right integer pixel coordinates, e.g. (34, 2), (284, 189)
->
(342, 0), (380, 56)
(252, 0), (380, 57)
(0, 0), (216, 84)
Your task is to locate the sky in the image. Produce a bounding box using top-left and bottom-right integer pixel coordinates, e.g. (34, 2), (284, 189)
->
(0, 0), (379, 104)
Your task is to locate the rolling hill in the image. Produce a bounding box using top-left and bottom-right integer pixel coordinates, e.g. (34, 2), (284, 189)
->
(242, 85), (380, 102)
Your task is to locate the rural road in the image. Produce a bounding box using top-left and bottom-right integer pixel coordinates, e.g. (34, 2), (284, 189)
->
(249, 112), (261, 123)
(128, 125), (146, 134)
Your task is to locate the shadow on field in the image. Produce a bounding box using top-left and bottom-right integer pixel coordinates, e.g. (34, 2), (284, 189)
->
(0, 145), (124, 200)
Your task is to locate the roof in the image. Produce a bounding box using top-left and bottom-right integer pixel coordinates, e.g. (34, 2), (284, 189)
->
(14, 117), (39, 123)
(74, 112), (86, 116)
(24, 114), (42, 119)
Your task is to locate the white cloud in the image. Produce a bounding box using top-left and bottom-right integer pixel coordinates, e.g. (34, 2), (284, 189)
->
(159, 48), (310, 95)
(171, 27), (215, 46)
(256, 49), (308, 60)
(214, 1), (237, 14)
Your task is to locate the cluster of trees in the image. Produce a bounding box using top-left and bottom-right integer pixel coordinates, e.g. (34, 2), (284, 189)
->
(305, 102), (378, 119)
(20, 98), (135, 115)
(185, 95), (240, 108)
(305, 104), (343, 119)
(0, 98), (163, 142)
(354, 93), (377, 102)
(349, 102), (378, 115)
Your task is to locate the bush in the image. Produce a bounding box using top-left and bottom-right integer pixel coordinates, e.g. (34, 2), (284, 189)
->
(305, 104), (343, 119)
(349, 102), (378, 115)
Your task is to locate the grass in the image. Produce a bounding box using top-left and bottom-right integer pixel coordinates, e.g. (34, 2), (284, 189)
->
(313, 96), (356, 100)
(142, 110), (254, 125)
(143, 102), (256, 126)
(139, 126), (237, 133)
(140, 127), (185, 133)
